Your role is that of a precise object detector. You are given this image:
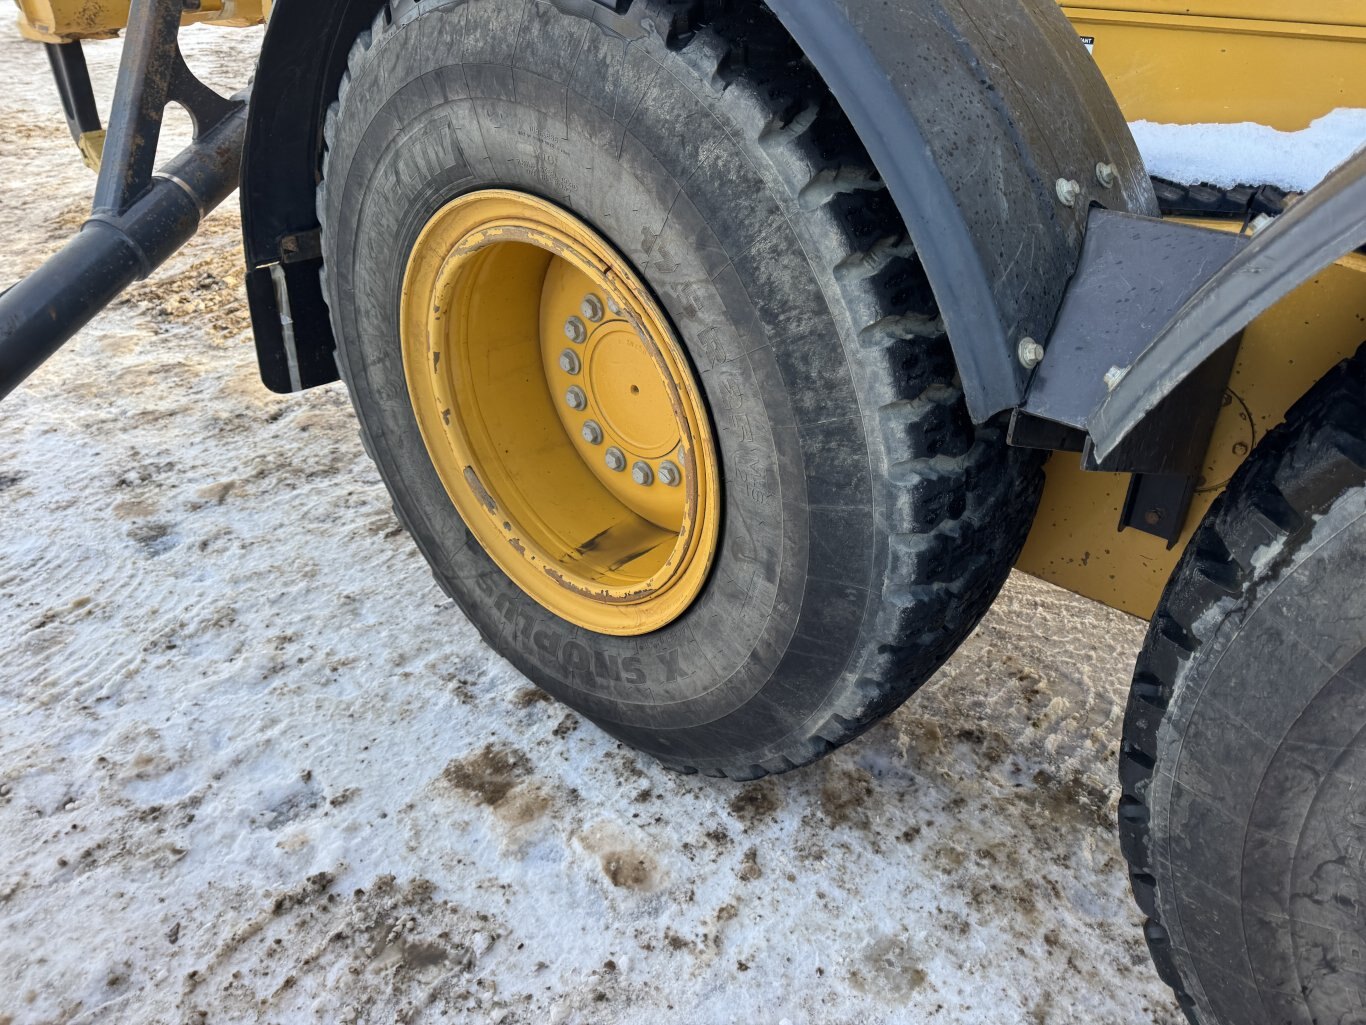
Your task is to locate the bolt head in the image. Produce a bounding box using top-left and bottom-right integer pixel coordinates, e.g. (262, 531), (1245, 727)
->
(559, 349), (582, 375)
(564, 317), (587, 344)
(1017, 337), (1045, 370)
(658, 460), (681, 487)
(606, 296), (622, 316)
(565, 386), (587, 411)
(604, 447), (626, 472)
(581, 294), (605, 323)
(581, 420), (603, 446)
(631, 461), (654, 486)
(1055, 178), (1082, 207)
(1095, 162), (1118, 189)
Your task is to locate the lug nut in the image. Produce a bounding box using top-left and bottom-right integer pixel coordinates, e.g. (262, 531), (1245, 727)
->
(658, 460), (681, 487)
(581, 420), (603, 445)
(565, 386), (587, 411)
(581, 294), (605, 323)
(606, 296), (622, 315)
(559, 349), (582, 375)
(1055, 178), (1082, 207)
(1095, 161), (1118, 189)
(631, 461), (655, 486)
(605, 447), (627, 472)
(564, 316), (587, 344)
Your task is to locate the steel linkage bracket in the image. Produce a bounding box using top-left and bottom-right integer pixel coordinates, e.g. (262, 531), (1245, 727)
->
(1007, 209), (1249, 543)
(0, 0), (250, 402)
(93, 0), (240, 217)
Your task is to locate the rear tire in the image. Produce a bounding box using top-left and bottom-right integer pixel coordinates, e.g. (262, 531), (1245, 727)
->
(317, 0), (1042, 777)
(1120, 345), (1366, 1024)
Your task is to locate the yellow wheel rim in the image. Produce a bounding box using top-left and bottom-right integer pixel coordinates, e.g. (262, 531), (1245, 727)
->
(400, 190), (721, 636)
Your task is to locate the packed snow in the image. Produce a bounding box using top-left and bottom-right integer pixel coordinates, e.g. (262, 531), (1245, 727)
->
(1130, 107), (1366, 192)
(0, 24), (1230, 1025)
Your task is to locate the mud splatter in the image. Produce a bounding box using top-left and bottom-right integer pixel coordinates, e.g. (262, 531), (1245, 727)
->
(441, 745), (531, 808)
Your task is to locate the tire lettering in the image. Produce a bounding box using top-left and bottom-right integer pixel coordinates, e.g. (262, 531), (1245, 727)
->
(657, 649), (682, 683)
(593, 649), (621, 682)
(532, 625), (562, 659)
(561, 640), (592, 678)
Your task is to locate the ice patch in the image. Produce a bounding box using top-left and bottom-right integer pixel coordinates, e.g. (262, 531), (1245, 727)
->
(1131, 108), (1366, 193)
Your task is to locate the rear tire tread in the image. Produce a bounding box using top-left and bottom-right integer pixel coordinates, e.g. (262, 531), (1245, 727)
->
(1120, 341), (1366, 1023)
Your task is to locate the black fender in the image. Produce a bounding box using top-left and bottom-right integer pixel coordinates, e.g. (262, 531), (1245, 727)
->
(241, 0), (1157, 418)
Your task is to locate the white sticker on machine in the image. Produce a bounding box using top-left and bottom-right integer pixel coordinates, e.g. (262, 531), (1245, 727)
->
(1079, 35), (1095, 54)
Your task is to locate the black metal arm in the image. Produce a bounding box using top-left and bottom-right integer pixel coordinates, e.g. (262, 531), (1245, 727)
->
(0, 0), (248, 402)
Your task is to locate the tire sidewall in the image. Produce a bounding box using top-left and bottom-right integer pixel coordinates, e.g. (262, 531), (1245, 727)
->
(320, 0), (886, 765)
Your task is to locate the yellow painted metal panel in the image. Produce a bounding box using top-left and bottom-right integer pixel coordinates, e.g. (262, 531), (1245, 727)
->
(14, 0), (265, 42)
(1065, 2), (1366, 30)
(1016, 232), (1366, 619)
(1064, 6), (1366, 129)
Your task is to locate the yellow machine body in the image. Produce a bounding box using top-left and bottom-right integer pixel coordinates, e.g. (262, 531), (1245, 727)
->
(1017, 246), (1366, 618)
(1017, 4), (1366, 618)
(13, 0), (266, 42)
(1063, 0), (1366, 130)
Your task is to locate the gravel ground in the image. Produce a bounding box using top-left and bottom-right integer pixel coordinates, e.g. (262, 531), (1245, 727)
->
(0, 25), (1181, 1025)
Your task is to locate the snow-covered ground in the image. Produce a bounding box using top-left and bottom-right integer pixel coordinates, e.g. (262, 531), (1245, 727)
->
(0, 26), (1198, 1025)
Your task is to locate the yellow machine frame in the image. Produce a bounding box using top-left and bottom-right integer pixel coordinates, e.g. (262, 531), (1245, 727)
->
(13, 0), (266, 42)
(1017, 3), (1366, 618)
(1064, 1), (1366, 130)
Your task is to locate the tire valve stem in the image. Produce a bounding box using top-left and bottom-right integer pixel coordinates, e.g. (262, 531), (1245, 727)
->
(605, 447), (627, 472)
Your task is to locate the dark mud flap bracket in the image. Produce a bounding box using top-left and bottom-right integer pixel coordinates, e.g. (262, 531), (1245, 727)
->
(1008, 209), (1249, 544)
(1012, 149), (1366, 544)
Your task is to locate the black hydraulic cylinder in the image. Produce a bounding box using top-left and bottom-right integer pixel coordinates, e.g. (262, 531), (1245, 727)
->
(45, 42), (103, 144)
(0, 101), (247, 402)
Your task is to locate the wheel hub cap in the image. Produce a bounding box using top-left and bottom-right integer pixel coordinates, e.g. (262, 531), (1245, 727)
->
(400, 190), (721, 636)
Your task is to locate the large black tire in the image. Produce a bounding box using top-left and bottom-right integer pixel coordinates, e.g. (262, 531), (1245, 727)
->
(1120, 345), (1366, 1024)
(317, 0), (1042, 778)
